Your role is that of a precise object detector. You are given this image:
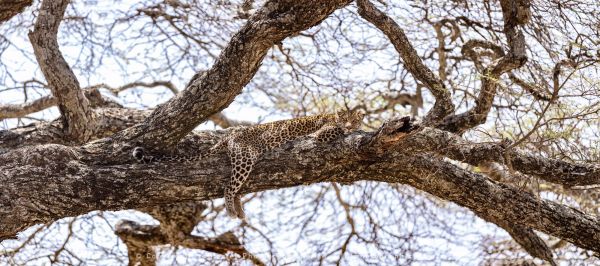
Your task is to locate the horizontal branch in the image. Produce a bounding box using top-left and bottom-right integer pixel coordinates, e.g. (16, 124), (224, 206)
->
(0, 89), (121, 120)
(0, 108), (149, 151)
(85, 81), (179, 96)
(1, 123), (598, 253)
(398, 127), (600, 187)
(0, 95), (56, 120)
(208, 112), (254, 128)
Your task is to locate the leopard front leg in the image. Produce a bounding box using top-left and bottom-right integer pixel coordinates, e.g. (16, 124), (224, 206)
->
(311, 125), (345, 142)
(224, 146), (260, 220)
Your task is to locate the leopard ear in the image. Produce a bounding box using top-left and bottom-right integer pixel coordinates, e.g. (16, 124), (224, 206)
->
(333, 110), (345, 122)
(355, 109), (365, 121)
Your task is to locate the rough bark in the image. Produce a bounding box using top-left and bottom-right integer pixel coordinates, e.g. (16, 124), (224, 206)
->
(0, 0), (32, 24)
(385, 154), (598, 254)
(108, 0), (353, 150)
(28, 0), (97, 141)
(1, 121), (599, 253)
(1, 0), (598, 264)
(398, 127), (600, 187)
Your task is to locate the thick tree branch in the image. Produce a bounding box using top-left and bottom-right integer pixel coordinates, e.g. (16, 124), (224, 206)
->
(398, 127), (600, 187)
(385, 154), (598, 255)
(0, 0), (32, 24)
(1, 122), (598, 253)
(28, 0), (96, 141)
(112, 0), (352, 150)
(356, 0), (454, 124)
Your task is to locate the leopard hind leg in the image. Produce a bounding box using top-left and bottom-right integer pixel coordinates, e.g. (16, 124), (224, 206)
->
(225, 147), (259, 220)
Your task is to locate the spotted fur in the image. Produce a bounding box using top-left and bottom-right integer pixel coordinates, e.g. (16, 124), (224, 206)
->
(133, 111), (363, 219)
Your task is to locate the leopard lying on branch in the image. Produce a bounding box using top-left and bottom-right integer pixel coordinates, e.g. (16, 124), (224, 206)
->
(133, 111), (364, 219)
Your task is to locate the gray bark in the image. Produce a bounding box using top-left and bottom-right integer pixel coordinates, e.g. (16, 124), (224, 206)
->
(1, 123), (599, 254)
(106, 0), (353, 151)
(28, 0), (97, 141)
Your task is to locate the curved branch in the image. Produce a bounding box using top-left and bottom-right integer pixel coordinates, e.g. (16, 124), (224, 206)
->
(28, 0), (96, 141)
(112, 0), (352, 150)
(458, 40), (552, 101)
(356, 0), (454, 124)
(438, 0), (529, 133)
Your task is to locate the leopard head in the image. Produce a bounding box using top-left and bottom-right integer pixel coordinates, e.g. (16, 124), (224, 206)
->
(335, 109), (364, 130)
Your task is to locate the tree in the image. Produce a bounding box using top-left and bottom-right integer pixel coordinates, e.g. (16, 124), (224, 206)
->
(1, 0), (599, 265)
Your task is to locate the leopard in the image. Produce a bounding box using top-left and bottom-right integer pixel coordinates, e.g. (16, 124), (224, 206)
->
(133, 110), (364, 220)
